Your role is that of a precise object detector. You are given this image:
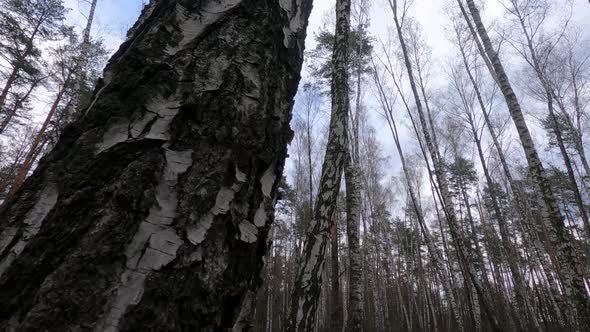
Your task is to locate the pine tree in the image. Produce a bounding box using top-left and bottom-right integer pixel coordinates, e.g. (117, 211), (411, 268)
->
(0, 0), (68, 114)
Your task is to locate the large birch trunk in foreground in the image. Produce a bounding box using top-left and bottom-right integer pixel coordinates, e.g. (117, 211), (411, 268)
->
(287, 0), (350, 330)
(463, 0), (590, 329)
(0, 0), (312, 330)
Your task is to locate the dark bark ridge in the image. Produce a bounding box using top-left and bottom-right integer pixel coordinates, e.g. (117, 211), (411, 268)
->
(0, 0), (313, 330)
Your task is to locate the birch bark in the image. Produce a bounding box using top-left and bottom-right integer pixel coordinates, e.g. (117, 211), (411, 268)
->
(287, 0), (350, 330)
(0, 1), (313, 330)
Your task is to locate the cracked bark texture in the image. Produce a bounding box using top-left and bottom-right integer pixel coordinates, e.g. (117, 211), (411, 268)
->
(329, 213), (343, 332)
(0, 0), (313, 330)
(344, 158), (363, 332)
(463, 0), (590, 330)
(286, 0), (350, 330)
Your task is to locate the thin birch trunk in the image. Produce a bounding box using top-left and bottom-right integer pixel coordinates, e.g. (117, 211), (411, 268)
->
(373, 62), (465, 331)
(569, 76), (590, 194)
(267, 253), (273, 332)
(455, 37), (539, 327)
(511, 5), (590, 238)
(462, 1), (590, 329)
(0, 19), (43, 112)
(0, 79), (42, 135)
(330, 213), (343, 331)
(388, 1), (501, 329)
(72, 0), (99, 111)
(553, 96), (590, 196)
(345, 155), (363, 331)
(287, 0), (351, 329)
(460, 27), (566, 328)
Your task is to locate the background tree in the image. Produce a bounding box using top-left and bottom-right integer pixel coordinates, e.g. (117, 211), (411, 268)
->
(0, 0), (67, 113)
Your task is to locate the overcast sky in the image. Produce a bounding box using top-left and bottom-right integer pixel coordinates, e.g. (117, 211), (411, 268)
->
(60, 0), (590, 186)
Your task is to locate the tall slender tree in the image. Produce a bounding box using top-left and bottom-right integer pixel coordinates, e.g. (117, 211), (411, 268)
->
(287, 0), (351, 330)
(448, 37), (540, 329)
(460, 0), (590, 329)
(503, 0), (590, 238)
(0, 0), (67, 113)
(388, 0), (501, 329)
(373, 57), (465, 331)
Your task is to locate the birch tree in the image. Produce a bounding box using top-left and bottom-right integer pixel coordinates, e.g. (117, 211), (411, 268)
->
(502, 0), (590, 238)
(459, 0), (590, 329)
(287, 0), (351, 330)
(388, 0), (501, 329)
(448, 35), (540, 329)
(0, 0), (313, 330)
(373, 56), (465, 331)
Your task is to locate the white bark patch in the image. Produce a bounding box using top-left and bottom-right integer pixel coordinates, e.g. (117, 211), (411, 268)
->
(186, 213), (213, 246)
(279, 0), (305, 49)
(96, 120), (129, 153)
(98, 149), (191, 332)
(146, 184), (176, 225)
(129, 113), (158, 138)
(187, 186), (236, 245)
(0, 184), (58, 277)
(238, 220), (258, 243)
(99, 269), (146, 332)
(235, 166), (247, 183)
(294, 234), (325, 325)
(0, 227), (18, 256)
(125, 221), (161, 269)
(301, 235), (322, 287)
(164, 149), (193, 180)
(144, 97), (181, 141)
(95, 96), (181, 154)
(260, 165), (276, 198)
(253, 202), (266, 227)
(165, 1), (243, 55)
(83, 81), (110, 116)
(232, 291), (255, 331)
(212, 187), (234, 214)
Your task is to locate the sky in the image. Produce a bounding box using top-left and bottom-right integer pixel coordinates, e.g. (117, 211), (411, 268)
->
(60, 0), (590, 190)
(62, 0), (590, 69)
(63, 0), (145, 50)
(62, 0), (590, 99)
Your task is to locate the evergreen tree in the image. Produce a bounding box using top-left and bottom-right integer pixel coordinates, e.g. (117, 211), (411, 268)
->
(0, 0), (68, 114)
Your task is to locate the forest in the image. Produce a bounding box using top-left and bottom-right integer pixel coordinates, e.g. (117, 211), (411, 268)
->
(0, 0), (589, 331)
